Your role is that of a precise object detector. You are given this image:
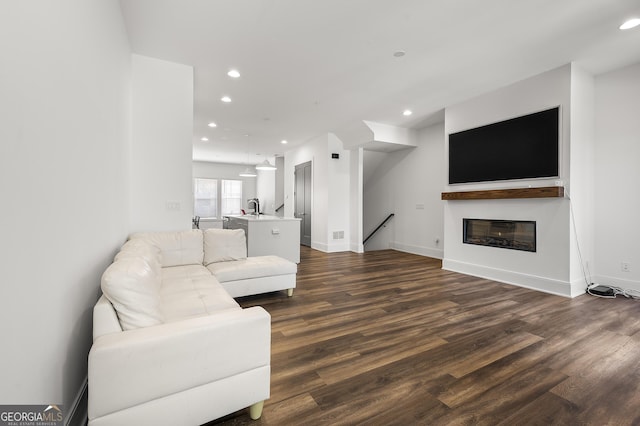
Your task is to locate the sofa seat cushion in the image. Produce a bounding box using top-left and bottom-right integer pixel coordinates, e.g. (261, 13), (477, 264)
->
(161, 264), (211, 280)
(160, 275), (240, 322)
(206, 255), (297, 283)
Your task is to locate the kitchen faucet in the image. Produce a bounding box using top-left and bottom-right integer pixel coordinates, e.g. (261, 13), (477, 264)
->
(247, 198), (260, 215)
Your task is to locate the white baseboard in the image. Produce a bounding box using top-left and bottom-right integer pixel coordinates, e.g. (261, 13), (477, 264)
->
(311, 241), (351, 253)
(65, 377), (88, 426)
(310, 241), (328, 252)
(442, 258), (581, 298)
(327, 242), (350, 253)
(570, 277), (589, 298)
(390, 242), (443, 259)
(350, 242), (364, 253)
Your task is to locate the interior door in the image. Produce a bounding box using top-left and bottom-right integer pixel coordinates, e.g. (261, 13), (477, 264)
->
(295, 161), (312, 246)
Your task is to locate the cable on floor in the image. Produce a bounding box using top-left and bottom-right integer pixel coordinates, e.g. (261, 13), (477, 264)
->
(586, 283), (640, 299)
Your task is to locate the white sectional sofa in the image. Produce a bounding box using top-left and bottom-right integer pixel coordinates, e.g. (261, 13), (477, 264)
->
(88, 229), (297, 426)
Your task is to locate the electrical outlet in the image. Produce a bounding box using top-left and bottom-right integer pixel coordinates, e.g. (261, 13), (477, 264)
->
(621, 262), (631, 272)
(165, 201), (181, 211)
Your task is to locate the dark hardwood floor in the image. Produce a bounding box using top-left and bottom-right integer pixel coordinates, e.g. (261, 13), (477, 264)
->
(209, 246), (640, 425)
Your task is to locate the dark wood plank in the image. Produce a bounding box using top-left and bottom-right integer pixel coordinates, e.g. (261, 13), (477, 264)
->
(206, 247), (640, 425)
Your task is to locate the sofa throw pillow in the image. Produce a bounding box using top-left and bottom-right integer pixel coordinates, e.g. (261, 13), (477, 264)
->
(204, 228), (247, 265)
(101, 257), (163, 330)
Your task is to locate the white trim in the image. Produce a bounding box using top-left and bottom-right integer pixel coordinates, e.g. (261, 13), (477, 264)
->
(311, 241), (328, 252)
(350, 242), (364, 253)
(311, 241), (351, 253)
(390, 242), (443, 260)
(442, 258), (582, 298)
(327, 242), (350, 253)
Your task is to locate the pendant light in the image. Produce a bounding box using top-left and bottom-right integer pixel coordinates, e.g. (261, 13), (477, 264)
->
(255, 158), (277, 171)
(239, 167), (257, 177)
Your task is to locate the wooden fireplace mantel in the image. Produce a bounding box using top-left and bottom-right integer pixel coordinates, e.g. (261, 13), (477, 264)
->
(441, 186), (564, 201)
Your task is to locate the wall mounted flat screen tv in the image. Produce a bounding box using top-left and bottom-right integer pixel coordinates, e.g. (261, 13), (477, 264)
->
(448, 107), (559, 184)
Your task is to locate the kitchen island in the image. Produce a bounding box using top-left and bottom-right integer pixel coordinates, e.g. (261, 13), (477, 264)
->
(223, 215), (301, 263)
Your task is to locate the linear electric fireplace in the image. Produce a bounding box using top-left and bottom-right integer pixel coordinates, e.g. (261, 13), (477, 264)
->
(463, 219), (536, 252)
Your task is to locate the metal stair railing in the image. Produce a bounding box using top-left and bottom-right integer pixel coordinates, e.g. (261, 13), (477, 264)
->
(363, 213), (395, 245)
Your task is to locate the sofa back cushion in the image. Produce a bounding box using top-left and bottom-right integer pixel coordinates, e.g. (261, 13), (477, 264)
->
(129, 230), (204, 267)
(101, 257), (163, 330)
(204, 229), (247, 265)
(114, 239), (162, 275)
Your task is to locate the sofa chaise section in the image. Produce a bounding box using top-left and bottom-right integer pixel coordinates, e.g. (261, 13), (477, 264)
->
(208, 255), (298, 298)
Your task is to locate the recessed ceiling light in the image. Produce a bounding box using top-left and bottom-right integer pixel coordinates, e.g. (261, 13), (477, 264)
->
(620, 18), (640, 30)
(403, 109), (413, 116)
(227, 69), (241, 78)
(221, 96), (232, 103)
(281, 140), (288, 144)
(201, 137), (209, 141)
(208, 122), (217, 128)
(393, 50), (406, 58)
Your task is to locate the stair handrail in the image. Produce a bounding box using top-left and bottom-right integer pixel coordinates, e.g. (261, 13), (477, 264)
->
(363, 213), (395, 245)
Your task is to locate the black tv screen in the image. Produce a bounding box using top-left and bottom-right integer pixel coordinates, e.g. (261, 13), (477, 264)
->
(448, 107), (559, 184)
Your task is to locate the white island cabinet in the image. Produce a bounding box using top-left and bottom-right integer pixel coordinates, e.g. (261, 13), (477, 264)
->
(223, 215), (301, 263)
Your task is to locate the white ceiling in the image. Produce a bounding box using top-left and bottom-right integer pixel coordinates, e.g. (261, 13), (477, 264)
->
(119, 0), (640, 165)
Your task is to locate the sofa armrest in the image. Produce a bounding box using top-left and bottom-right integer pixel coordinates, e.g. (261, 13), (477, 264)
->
(93, 295), (122, 341)
(88, 306), (271, 420)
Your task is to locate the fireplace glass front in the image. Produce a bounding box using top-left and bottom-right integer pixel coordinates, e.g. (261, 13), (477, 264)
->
(463, 219), (536, 252)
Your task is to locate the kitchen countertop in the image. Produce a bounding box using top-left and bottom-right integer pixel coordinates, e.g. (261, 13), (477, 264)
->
(224, 215), (301, 222)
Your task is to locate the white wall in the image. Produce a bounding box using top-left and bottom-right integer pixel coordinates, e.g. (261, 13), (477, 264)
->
(257, 168), (276, 215)
(594, 62), (640, 291)
(0, 0), (130, 415)
(350, 148), (364, 253)
(129, 54), (193, 232)
(443, 65), (580, 297)
(569, 65), (596, 287)
(327, 134), (351, 252)
(362, 123), (445, 258)
(393, 124), (446, 258)
(275, 156), (285, 216)
(285, 133), (352, 252)
(363, 150), (395, 250)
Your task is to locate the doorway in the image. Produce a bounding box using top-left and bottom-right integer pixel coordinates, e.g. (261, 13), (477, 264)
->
(294, 161), (312, 246)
